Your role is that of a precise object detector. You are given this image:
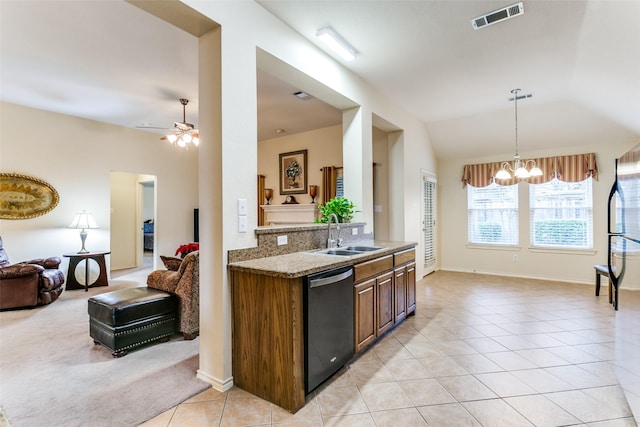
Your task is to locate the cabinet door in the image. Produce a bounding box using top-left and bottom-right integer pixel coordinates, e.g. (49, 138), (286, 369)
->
(394, 267), (406, 324)
(377, 271), (394, 336)
(406, 262), (416, 315)
(354, 278), (376, 353)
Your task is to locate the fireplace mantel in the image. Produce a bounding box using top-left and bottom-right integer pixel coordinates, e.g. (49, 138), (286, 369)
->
(261, 204), (319, 225)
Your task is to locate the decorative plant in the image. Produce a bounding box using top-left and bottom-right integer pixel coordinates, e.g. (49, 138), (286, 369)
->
(175, 243), (199, 258)
(316, 197), (359, 223)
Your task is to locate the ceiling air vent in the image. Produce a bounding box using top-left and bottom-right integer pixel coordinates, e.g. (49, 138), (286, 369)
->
(471, 2), (524, 30)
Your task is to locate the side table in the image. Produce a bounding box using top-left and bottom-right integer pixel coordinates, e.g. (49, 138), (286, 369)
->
(63, 251), (111, 291)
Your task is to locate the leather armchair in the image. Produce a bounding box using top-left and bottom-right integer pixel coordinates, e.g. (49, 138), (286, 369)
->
(0, 237), (65, 310)
(146, 250), (199, 339)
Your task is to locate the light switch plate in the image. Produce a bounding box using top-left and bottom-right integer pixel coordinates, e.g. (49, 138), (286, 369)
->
(277, 235), (288, 245)
(238, 198), (248, 215)
(238, 215), (247, 232)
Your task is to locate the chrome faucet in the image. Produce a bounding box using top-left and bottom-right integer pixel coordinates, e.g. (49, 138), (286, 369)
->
(327, 213), (341, 248)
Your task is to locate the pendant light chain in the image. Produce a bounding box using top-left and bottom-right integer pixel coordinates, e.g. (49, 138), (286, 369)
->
(512, 88), (519, 158)
(495, 88), (543, 180)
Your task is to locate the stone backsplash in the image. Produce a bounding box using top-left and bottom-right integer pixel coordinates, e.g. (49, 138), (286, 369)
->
(228, 223), (372, 263)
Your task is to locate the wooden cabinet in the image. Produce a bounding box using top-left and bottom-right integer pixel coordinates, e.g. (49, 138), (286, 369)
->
(406, 261), (416, 314)
(393, 249), (416, 325)
(394, 267), (406, 323)
(354, 278), (376, 353)
(230, 244), (418, 412)
(353, 248), (417, 354)
(230, 271), (306, 413)
(377, 271), (394, 336)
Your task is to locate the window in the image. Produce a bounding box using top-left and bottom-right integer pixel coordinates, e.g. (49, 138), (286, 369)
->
(336, 173), (344, 198)
(529, 177), (593, 249)
(467, 183), (518, 245)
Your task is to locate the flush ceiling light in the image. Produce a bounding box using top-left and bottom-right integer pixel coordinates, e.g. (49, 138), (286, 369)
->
(496, 89), (543, 180)
(316, 26), (357, 61)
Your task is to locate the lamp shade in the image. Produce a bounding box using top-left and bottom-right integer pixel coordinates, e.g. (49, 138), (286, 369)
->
(68, 211), (98, 230)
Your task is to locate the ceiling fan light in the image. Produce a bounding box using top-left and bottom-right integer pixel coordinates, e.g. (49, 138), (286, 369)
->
(166, 133), (178, 143)
(182, 133), (192, 143)
(192, 136), (200, 146)
(177, 138), (186, 148)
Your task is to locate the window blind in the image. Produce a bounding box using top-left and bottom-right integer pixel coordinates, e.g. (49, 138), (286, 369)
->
(467, 183), (519, 245)
(424, 178), (435, 268)
(529, 177), (593, 249)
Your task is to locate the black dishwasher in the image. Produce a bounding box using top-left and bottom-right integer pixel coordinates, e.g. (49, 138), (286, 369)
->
(304, 265), (354, 393)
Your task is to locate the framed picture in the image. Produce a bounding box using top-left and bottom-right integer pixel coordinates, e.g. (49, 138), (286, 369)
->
(0, 173), (59, 219)
(279, 149), (308, 195)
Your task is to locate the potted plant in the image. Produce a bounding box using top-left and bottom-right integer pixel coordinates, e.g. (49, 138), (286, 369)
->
(316, 197), (359, 223)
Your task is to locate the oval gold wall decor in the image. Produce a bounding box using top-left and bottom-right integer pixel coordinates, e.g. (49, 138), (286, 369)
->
(0, 173), (60, 220)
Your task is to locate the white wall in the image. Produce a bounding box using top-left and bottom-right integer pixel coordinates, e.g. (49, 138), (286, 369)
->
(185, 0), (438, 391)
(258, 125), (343, 205)
(372, 127), (390, 240)
(438, 141), (638, 285)
(0, 102), (198, 272)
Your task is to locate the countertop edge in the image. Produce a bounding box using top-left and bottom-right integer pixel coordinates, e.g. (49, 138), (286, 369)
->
(228, 241), (416, 278)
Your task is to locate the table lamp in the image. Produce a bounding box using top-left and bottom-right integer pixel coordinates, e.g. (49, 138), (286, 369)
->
(68, 210), (98, 253)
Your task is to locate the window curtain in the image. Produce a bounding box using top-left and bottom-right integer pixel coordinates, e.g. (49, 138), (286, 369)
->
(321, 166), (337, 204)
(462, 153), (598, 188)
(257, 174), (265, 226)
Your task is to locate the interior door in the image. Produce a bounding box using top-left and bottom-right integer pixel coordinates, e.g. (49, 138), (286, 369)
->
(422, 172), (437, 275)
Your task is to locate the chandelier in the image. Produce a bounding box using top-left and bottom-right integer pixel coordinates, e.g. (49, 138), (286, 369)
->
(495, 89), (542, 180)
(162, 99), (199, 148)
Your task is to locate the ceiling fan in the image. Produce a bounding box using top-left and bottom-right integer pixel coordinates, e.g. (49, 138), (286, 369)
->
(139, 98), (199, 148)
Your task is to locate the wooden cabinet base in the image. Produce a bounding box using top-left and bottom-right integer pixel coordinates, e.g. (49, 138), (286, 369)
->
(231, 271), (306, 413)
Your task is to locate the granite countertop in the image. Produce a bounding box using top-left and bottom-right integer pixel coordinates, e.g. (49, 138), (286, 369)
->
(227, 240), (416, 278)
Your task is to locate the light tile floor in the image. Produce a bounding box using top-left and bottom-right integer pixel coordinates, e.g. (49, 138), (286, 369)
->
(140, 271), (640, 426)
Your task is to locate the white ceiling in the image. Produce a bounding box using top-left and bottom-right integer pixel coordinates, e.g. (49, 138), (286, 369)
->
(1, 1), (639, 160)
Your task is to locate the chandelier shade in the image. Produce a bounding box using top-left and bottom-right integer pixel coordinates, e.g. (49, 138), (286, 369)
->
(496, 88), (541, 180)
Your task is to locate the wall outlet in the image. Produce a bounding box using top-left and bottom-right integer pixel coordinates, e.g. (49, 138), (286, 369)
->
(352, 228), (358, 235)
(512, 254), (519, 261)
(374, 205), (383, 213)
(238, 215), (247, 232)
(277, 235), (288, 245)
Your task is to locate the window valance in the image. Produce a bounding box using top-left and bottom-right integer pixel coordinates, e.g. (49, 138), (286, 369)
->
(462, 153), (598, 188)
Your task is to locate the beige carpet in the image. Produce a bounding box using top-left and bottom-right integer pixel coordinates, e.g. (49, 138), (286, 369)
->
(0, 269), (208, 427)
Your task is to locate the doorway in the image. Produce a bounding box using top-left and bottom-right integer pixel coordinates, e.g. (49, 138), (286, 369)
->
(422, 171), (437, 275)
(110, 172), (157, 270)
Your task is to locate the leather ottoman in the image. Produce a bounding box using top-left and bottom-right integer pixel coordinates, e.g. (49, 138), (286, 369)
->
(88, 287), (177, 357)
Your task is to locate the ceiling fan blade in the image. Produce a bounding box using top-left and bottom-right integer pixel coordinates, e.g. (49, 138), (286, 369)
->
(136, 124), (173, 130)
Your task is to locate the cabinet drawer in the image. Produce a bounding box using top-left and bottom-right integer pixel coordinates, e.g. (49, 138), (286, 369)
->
(354, 255), (393, 282)
(394, 248), (415, 266)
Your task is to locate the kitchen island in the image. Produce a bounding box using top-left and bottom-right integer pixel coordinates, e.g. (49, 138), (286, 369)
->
(228, 239), (417, 413)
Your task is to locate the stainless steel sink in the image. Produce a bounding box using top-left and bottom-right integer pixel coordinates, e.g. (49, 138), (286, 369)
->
(343, 246), (381, 252)
(316, 249), (362, 256)
(310, 246), (381, 256)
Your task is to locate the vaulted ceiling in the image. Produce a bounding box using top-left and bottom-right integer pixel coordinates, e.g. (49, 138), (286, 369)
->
(1, 1), (638, 160)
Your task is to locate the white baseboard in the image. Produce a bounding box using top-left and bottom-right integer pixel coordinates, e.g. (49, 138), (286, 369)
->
(197, 369), (234, 392)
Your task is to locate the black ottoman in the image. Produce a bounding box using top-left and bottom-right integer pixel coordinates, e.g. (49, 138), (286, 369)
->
(88, 287), (178, 357)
